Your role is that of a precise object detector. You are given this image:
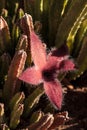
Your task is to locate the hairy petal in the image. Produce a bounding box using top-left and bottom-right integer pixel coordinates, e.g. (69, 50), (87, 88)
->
(46, 55), (68, 72)
(19, 67), (42, 85)
(50, 44), (69, 57)
(47, 45), (69, 68)
(44, 80), (62, 110)
(44, 57), (59, 70)
(58, 59), (75, 72)
(30, 31), (47, 69)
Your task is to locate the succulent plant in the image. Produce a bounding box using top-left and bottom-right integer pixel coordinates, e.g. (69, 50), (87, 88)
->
(0, 0), (87, 129)
(19, 13), (75, 110)
(0, 11), (69, 130)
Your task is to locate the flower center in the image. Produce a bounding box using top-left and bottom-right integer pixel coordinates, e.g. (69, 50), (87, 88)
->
(42, 69), (56, 81)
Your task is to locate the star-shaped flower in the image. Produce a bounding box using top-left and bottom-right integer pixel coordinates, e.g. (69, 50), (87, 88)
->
(19, 30), (75, 109)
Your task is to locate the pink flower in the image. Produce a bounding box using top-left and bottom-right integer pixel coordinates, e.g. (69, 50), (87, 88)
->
(19, 31), (75, 109)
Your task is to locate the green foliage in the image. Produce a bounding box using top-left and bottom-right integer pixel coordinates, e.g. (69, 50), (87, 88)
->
(28, 113), (54, 130)
(74, 19), (87, 57)
(29, 110), (44, 124)
(0, 0), (87, 129)
(23, 87), (44, 118)
(68, 36), (87, 80)
(55, 0), (87, 47)
(10, 104), (24, 129)
(67, 4), (87, 52)
(9, 92), (25, 110)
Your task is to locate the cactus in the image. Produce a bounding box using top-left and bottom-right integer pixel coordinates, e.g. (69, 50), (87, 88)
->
(19, 13), (34, 65)
(3, 50), (27, 105)
(16, 34), (28, 52)
(0, 14), (70, 129)
(12, 8), (24, 47)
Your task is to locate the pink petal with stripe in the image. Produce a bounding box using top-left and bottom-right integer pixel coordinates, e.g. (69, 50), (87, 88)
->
(30, 31), (47, 69)
(19, 67), (42, 85)
(44, 80), (63, 110)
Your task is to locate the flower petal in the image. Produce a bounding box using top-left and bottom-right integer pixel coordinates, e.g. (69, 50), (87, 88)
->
(58, 59), (75, 72)
(44, 57), (58, 70)
(19, 67), (42, 85)
(30, 31), (47, 69)
(51, 44), (69, 57)
(44, 80), (62, 110)
(47, 45), (69, 69)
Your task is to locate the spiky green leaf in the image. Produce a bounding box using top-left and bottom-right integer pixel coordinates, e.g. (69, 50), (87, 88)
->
(9, 92), (25, 110)
(55, 0), (87, 48)
(67, 4), (87, 52)
(10, 104), (24, 129)
(28, 113), (54, 130)
(74, 19), (87, 57)
(23, 87), (44, 118)
(29, 111), (44, 124)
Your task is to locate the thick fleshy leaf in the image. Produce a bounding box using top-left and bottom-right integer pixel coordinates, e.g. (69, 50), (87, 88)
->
(58, 59), (75, 72)
(44, 80), (62, 109)
(19, 67), (42, 85)
(30, 31), (47, 69)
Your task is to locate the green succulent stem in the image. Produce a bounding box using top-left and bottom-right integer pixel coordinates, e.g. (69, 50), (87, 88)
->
(3, 50), (27, 105)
